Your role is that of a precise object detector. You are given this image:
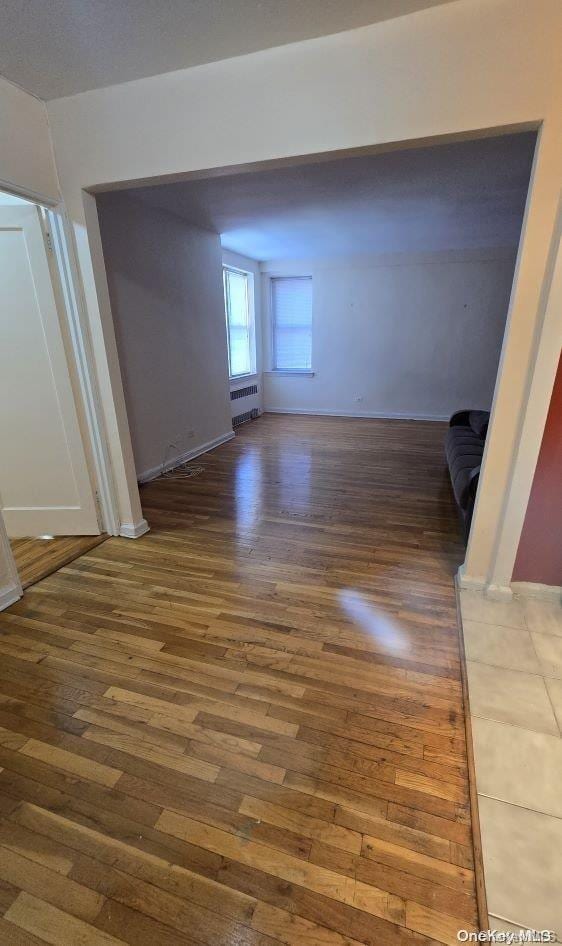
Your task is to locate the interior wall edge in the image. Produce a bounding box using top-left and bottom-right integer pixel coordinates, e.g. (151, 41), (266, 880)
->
(464, 117), (562, 587)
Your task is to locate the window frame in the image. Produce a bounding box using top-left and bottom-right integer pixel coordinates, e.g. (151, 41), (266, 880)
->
(269, 275), (313, 374)
(223, 264), (256, 381)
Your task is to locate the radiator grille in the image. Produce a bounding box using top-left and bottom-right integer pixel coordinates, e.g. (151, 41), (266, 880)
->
(230, 384), (258, 401)
(232, 408), (259, 428)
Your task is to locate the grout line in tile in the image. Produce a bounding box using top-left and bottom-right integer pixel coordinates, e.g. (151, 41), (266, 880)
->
(470, 704), (562, 739)
(488, 912), (548, 935)
(460, 617), (528, 633)
(530, 629), (562, 642)
(466, 657), (540, 676)
(467, 656), (545, 679)
(477, 789), (562, 823)
(542, 678), (562, 738)
(462, 617), (532, 638)
(469, 707), (559, 738)
(470, 712), (555, 736)
(522, 629), (562, 737)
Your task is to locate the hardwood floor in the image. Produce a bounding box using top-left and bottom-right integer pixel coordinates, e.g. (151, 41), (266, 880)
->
(0, 414), (476, 945)
(10, 535), (108, 589)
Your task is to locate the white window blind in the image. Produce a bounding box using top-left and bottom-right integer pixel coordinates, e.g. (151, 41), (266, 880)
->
(224, 267), (252, 378)
(271, 276), (312, 371)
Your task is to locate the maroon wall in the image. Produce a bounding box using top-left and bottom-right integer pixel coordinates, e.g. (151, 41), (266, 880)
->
(513, 351), (562, 585)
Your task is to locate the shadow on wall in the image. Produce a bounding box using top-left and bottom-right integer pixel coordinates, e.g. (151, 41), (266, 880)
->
(513, 351), (562, 586)
(96, 191), (232, 481)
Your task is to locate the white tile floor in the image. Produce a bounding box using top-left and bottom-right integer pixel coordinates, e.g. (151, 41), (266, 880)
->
(466, 659), (558, 734)
(459, 588), (562, 938)
(479, 796), (562, 935)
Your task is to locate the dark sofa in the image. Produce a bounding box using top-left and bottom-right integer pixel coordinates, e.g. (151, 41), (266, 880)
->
(445, 409), (490, 542)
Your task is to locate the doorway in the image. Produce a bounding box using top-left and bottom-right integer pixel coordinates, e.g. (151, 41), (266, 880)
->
(94, 130), (535, 564)
(0, 190), (105, 589)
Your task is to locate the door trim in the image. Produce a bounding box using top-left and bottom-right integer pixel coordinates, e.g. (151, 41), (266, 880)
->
(47, 206), (121, 536)
(0, 509), (22, 610)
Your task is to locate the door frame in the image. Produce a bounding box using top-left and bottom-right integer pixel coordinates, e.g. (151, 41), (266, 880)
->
(46, 205), (120, 536)
(0, 182), (121, 609)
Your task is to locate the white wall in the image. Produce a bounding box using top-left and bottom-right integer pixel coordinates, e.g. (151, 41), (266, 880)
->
(222, 248), (264, 421)
(45, 0), (562, 589)
(97, 192), (233, 481)
(262, 249), (516, 420)
(0, 76), (59, 203)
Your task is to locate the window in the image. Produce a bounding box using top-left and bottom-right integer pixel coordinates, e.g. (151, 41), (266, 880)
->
(271, 276), (312, 372)
(223, 266), (254, 379)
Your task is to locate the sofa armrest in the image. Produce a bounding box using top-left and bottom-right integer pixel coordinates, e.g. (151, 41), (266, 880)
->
(449, 410), (471, 427)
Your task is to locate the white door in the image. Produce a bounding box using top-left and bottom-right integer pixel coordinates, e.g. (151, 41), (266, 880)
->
(0, 205), (100, 536)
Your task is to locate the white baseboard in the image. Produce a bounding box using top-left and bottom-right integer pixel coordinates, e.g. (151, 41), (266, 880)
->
(484, 583), (514, 602)
(456, 565), (513, 601)
(137, 431), (235, 484)
(511, 581), (562, 602)
(119, 518), (150, 540)
(457, 564), (486, 593)
(264, 408), (449, 421)
(458, 568), (559, 603)
(0, 581), (22, 611)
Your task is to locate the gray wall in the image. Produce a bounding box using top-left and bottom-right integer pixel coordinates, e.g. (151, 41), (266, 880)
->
(262, 249), (516, 419)
(98, 192), (232, 479)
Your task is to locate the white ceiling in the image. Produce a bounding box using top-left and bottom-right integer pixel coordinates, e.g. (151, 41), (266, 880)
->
(109, 132), (536, 261)
(0, 0), (454, 101)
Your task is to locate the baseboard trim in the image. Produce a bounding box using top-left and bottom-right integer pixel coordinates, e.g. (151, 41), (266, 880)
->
(0, 581), (22, 612)
(457, 568), (559, 603)
(511, 581), (562, 601)
(457, 564), (486, 593)
(456, 565), (514, 601)
(119, 519), (150, 540)
(137, 431), (236, 485)
(484, 583), (513, 602)
(264, 408), (449, 421)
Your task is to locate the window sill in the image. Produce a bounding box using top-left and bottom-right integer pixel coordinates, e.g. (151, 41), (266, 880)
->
(265, 370), (315, 378)
(230, 373), (259, 388)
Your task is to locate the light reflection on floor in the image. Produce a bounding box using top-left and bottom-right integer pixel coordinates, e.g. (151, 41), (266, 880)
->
(234, 439), (314, 532)
(277, 448), (312, 512)
(234, 445), (263, 531)
(339, 587), (409, 651)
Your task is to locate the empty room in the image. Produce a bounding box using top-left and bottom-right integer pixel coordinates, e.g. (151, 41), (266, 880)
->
(0, 2), (561, 944)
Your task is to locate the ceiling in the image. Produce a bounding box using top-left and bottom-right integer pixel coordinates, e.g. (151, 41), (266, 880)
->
(112, 132), (536, 261)
(0, 0), (454, 100)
